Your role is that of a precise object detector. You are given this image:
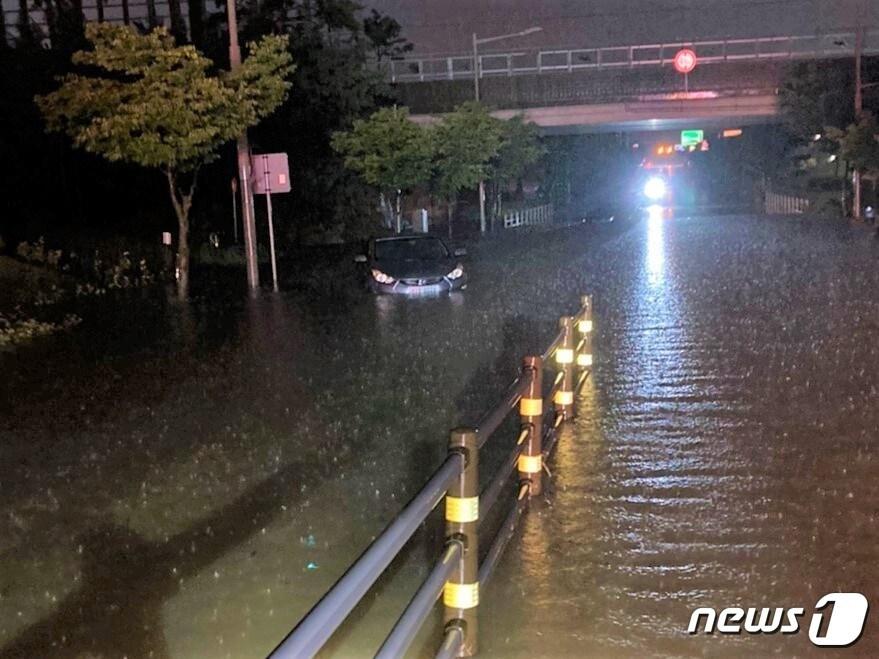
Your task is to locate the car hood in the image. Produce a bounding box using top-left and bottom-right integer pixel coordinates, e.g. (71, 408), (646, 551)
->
(371, 258), (457, 279)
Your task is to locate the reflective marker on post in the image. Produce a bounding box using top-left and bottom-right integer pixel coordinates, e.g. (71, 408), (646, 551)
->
(555, 317), (575, 420)
(518, 356), (544, 496)
(446, 496), (479, 524)
(577, 295), (594, 371)
(444, 428), (479, 657)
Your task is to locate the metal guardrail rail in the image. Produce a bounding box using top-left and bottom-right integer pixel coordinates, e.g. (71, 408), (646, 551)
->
(378, 30), (879, 83)
(269, 295), (595, 658)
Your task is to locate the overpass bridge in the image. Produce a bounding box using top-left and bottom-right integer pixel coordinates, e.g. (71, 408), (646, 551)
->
(383, 30), (879, 133)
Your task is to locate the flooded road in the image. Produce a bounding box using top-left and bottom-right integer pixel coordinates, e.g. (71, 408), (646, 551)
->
(2, 213), (878, 657)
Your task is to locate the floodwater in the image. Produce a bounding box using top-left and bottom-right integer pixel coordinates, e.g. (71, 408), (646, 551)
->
(1, 213), (878, 658)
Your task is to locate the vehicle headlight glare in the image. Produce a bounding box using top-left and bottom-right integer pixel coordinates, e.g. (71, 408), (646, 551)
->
(371, 269), (395, 284)
(447, 265), (464, 280)
(644, 176), (667, 201)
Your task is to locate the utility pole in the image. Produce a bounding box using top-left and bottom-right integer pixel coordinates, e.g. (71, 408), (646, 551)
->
(853, 6), (865, 220)
(472, 33), (486, 235)
(227, 0), (260, 290)
(472, 27), (542, 235)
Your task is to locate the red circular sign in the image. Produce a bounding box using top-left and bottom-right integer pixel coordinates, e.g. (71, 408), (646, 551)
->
(674, 48), (697, 74)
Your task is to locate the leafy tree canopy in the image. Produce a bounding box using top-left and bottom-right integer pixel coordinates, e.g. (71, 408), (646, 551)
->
(37, 23), (293, 172)
(331, 106), (433, 193)
(431, 101), (504, 200)
(490, 115), (544, 186)
(363, 9), (413, 61)
(36, 22), (294, 298)
(779, 60), (854, 143)
(828, 113), (879, 175)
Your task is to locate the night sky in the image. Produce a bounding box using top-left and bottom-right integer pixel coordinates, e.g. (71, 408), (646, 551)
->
(364, 0), (876, 54)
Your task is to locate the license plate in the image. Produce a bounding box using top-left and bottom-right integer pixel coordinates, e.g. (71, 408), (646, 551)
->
(406, 284), (443, 296)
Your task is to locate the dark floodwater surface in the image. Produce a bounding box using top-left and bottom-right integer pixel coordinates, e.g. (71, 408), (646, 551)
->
(1, 214), (878, 658)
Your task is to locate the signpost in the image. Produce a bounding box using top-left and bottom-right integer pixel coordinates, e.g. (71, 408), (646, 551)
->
(673, 48), (697, 93)
(252, 153), (291, 293)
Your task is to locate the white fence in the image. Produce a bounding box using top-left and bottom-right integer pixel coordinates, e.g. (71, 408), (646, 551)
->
(765, 191), (810, 215)
(503, 204), (554, 229)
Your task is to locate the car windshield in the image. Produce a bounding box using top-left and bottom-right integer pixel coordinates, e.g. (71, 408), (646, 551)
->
(374, 237), (448, 261)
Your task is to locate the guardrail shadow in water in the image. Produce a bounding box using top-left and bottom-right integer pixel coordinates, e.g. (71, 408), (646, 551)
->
(270, 295), (595, 658)
(0, 458), (334, 659)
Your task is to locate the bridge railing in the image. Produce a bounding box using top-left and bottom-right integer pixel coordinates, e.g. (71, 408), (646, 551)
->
(269, 295), (595, 658)
(379, 29), (879, 83)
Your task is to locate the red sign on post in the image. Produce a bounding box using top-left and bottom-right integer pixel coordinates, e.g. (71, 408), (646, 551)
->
(673, 48), (697, 74)
(251, 153), (291, 194)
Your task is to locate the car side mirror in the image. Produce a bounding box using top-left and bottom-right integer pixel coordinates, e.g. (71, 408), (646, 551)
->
(453, 247), (467, 257)
(353, 254), (367, 263)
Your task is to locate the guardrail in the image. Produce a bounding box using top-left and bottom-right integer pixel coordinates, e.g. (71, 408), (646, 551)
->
(378, 29), (879, 83)
(503, 203), (554, 229)
(269, 295), (595, 658)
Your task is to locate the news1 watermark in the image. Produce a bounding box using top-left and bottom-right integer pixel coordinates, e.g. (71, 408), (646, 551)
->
(688, 593), (869, 647)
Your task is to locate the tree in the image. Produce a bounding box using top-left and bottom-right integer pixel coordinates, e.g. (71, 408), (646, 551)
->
(829, 113), (879, 176)
(234, 0), (396, 243)
(779, 60), (854, 143)
(331, 106), (433, 232)
(431, 102), (504, 236)
(37, 23), (293, 299)
(486, 115), (543, 227)
(362, 9), (413, 62)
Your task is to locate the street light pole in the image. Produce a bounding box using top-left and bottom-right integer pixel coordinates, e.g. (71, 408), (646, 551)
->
(226, 0), (259, 291)
(471, 26), (542, 234)
(853, 21), (864, 220)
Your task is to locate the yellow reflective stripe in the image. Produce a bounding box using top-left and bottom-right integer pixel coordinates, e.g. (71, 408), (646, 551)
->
(519, 397), (543, 417)
(556, 348), (574, 364)
(518, 454), (542, 474)
(554, 390), (574, 405)
(577, 353), (593, 367)
(444, 581), (479, 609)
(578, 319), (593, 334)
(445, 496), (479, 523)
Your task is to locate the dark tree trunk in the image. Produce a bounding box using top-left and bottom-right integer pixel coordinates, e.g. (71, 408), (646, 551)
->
(146, 0), (158, 29)
(0, 4), (7, 48)
(121, 0), (129, 24)
(166, 168), (198, 301)
(167, 0), (186, 42)
(187, 0), (203, 46)
(16, 0), (39, 48)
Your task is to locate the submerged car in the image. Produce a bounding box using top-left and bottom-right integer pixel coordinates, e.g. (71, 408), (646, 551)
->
(355, 235), (467, 295)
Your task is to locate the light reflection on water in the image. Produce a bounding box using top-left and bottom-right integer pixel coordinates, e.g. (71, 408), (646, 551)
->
(482, 215), (879, 657)
(4, 217), (879, 657)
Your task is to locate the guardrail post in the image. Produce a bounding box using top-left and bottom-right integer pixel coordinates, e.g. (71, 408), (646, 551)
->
(518, 356), (544, 496)
(577, 295), (594, 371)
(554, 316), (575, 420)
(444, 428), (479, 657)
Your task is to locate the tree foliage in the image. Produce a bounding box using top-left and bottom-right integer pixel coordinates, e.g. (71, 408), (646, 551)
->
(828, 113), (879, 176)
(37, 23), (293, 298)
(232, 0), (400, 242)
(779, 60), (854, 143)
(363, 9), (413, 62)
(431, 102), (504, 203)
(331, 106), (433, 229)
(490, 115), (544, 185)
(332, 107), (432, 190)
(38, 23), (291, 171)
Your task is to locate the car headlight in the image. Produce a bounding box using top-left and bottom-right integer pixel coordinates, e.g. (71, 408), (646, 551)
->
(371, 269), (395, 284)
(644, 176), (667, 201)
(447, 265), (464, 280)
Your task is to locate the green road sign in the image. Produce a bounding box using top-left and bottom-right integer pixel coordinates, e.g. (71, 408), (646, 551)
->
(681, 129), (704, 147)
